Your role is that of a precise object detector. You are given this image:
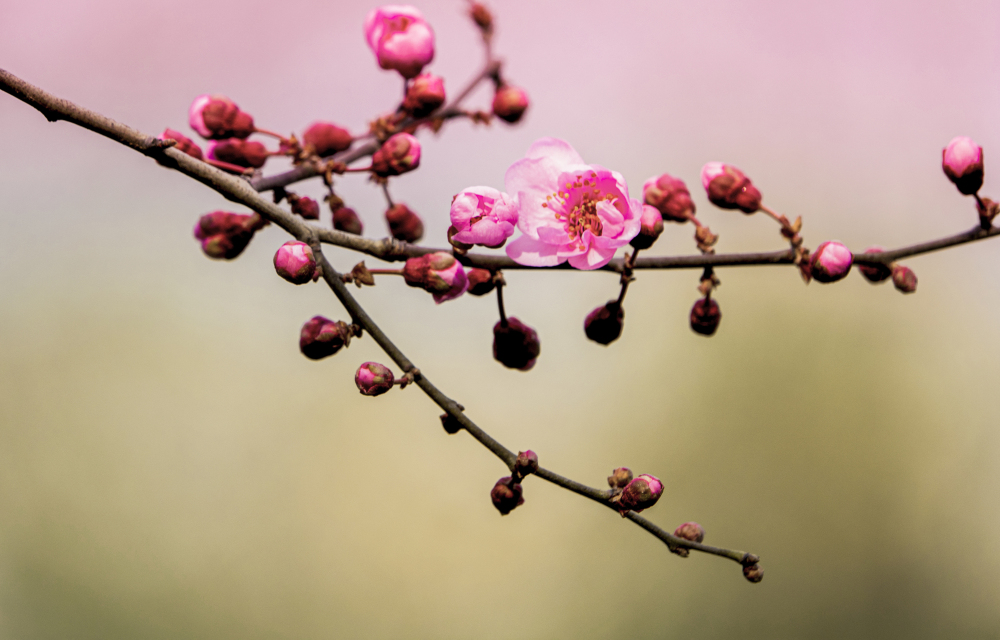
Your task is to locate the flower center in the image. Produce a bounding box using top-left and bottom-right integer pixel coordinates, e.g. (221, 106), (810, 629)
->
(543, 172), (617, 243)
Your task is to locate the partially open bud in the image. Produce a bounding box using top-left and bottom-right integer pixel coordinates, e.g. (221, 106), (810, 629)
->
(402, 73), (446, 118)
(371, 133), (421, 176)
(630, 204), (665, 250)
(440, 413), (462, 434)
(743, 563), (764, 583)
(466, 268), (496, 296)
(674, 521), (705, 543)
(493, 317), (541, 371)
(809, 241), (853, 283)
(299, 316), (351, 360)
(333, 207), (364, 235)
(607, 467), (633, 489)
(856, 246), (892, 283)
(207, 138), (268, 169)
(193, 211), (266, 260)
(690, 298), (721, 336)
(643, 173), (696, 222)
(273, 241), (318, 284)
(942, 135), (984, 195)
(450, 186), (518, 248)
(584, 301), (624, 345)
(364, 5), (435, 79)
(355, 362), (394, 396)
(402, 252), (469, 303)
(290, 196), (320, 220)
(385, 203), (424, 242)
(892, 265), (917, 293)
(302, 122), (353, 157)
(188, 94), (254, 140)
(701, 162), (762, 213)
(492, 85), (529, 123)
(615, 474), (663, 514)
(514, 450), (539, 476)
(159, 129), (203, 161)
(490, 476), (524, 515)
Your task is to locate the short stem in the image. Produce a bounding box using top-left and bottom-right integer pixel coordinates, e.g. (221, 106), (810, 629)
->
(382, 182), (395, 208)
(974, 193), (986, 209)
(759, 204), (788, 228)
(496, 281), (508, 326)
(253, 127), (289, 142)
(343, 166), (373, 173)
(368, 269), (404, 276)
(205, 158), (252, 174)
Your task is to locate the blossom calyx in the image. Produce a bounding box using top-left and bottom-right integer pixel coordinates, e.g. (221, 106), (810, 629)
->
(892, 265), (917, 293)
(607, 467), (633, 489)
(701, 162), (762, 213)
(465, 268), (496, 296)
(490, 476), (524, 515)
(385, 203), (424, 242)
(809, 241), (853, 283)
(193, 211), (266, 260)
(514, 450), (539, 476)
(364, 5), (435, 79)
(207, 138), (268, 169)
(493, 317), (541, 371)
(158, 129), (203, 161)
(690, 298), (721, 336)
(303, 122), (353, 157)
(333, 207), (364, 235)
(273, 241), (319, 285)
(630, 204), (665, 250)
(371, 133), (421, 177)
(188, 94), (254, 140)
(643, 174), (696, 222)
(402, 252), (469, 303)
(355, 362), (395, 396)
(856, 246), (892, 283)
(674, 521), (705, 543)
(492, 85), (529, 124)
(402, 73), (446, 118)
(450, 186), (518, 248)
(942, 136), (984, 195)
(584, 301), (624, 345)
(299, 316), (352, 360)
(615, 474), (663, 514)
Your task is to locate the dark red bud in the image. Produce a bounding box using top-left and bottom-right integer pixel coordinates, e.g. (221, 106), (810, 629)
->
(466, 268), (496, 296)
(857, 247), (893, 283)
(514, 450), (539, 476)
(193, 211), (267, 260)
(892, 265), (917, 293)
(490, 476), (524, 515)
(291, 196), (320, 220)
(159, 129), (203, 162)
(209, 138), (268, 168)
(469, 2), (494, 31)
(385, 203), (424, 243)
(644, 174), (695, 222)
(630, 205), (665, 250)
(674, 521), (705, 543)
(333, 207), (364, 235)
(493, 317), (541, 371)
(689, 298), (721, 336)
(299, 316), (351, 360)
(705, 165), (762, 214)
(440, 413), (462, 434)
(492, 85), (529, 124)
(194, 96), (255, 139)
(743, 563), (764, 583)
(302, 122), (353, 157)
(355, 362), (394, 396)
(371, 133), (421, 177)
(584, 301), (624, 345)
(402, 73), (446, 118)
(607, 467), (633, 489)
(616, 474), (663, 514)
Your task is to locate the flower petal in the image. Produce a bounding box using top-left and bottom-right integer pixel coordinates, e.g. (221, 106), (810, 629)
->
(568, 244), (617, 270)
(523, 137), (585, 166)
(506, 234), (566, 267)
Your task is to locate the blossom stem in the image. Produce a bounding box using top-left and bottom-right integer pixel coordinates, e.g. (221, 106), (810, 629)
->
(367, 269), (404, 276)
(382, 182), (395, 208)
(759, 203), (790, 229)
(205, 158), (254, 175)
(496, 279), (508, 326)
(253, 127), (289, 142)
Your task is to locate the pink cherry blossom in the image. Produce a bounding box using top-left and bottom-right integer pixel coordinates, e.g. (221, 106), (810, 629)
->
(401, 252), (468, 303)
(504, 138), (642, 270)
(449, 186), (518, 248)
(364, 5), (435, 79)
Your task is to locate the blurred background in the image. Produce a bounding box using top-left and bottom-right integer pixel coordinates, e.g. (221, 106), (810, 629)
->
(1, 0), (999, 637)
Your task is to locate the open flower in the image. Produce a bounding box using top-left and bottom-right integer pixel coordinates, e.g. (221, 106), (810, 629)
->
(504, 138), (642, 270)
(364, 5), (435, 79)
(449, 186), (518, 248)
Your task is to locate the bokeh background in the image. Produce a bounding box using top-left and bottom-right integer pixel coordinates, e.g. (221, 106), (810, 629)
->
(1, 0), (999, 637)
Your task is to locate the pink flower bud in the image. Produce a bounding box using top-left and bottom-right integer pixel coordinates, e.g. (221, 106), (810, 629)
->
(492, 85), (530, 124)
(465, 268), (496, 296)
(616, 474), (663, 514)
(159, 129), (203, 161)
(402, 73), (446, 118)
(469, 2), (493, 32)
(810, 241), (853, 283)
(299, 316), (351, 360)
(690, 298), (721, 336)
(188, 94), (255, 140)
(333, 207), (364, 235)
(607, 467), (633, 489)
(629, 204), (665, 250)
(674, 521), (705, 543)
(892, 264), (917, 293)
(942, 136), (984, 195)
(193, 211), (267, 260)
(385, 203), (424, 242)
(402, 252), (469, 303)
(856, 246), (892, 283)
(302, 122), (353, 157)
(643, 173), (696, 222)
(584, 301), (624, 345)
(701, 162), (762, 214)
(273, 241), (318, 285)
(207, 138), (268, 169)
(515, 450), (539, 476)
(490, 476), (524, 515)
(371, 133), (421, 177)
(290, 196), (320, 220)
(493, 317), (541, 371)
(743, 563), (764, 583)
(449, 186), (518, 248)
(364, 5), (435, 79)
(355, 362), (395, 396)
(440, 413), (462, 434)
